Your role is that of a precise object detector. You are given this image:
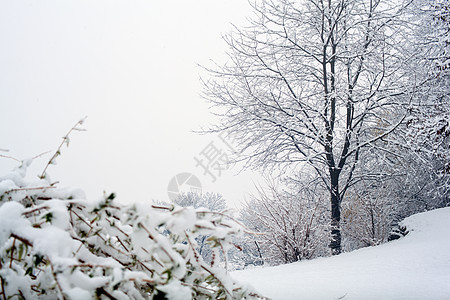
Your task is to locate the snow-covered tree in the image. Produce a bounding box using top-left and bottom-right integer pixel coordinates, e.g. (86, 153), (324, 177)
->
(401, 0), (450, 208)
(340, 0), (450, 248)
(203, 0), (419, 254)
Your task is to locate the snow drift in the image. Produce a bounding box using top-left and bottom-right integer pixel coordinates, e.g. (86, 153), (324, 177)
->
(232, 207), (450, 300)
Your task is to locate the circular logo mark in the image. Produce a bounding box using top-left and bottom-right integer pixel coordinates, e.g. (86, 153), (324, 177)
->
(167, 172), (202, 202)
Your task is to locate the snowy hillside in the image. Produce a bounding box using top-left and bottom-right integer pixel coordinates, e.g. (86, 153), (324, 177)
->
(232, 207), (450, 300)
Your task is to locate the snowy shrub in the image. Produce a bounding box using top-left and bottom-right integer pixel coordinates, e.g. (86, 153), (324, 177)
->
(341, 190), (395, 250)
(172, 192), (227, 265)
(240, 180), (329, 266)
(0, 123), (265, 299)
(0, 162), (265, 299)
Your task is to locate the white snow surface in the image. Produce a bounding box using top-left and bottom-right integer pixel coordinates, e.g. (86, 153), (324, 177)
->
(232, 207), (450, 300)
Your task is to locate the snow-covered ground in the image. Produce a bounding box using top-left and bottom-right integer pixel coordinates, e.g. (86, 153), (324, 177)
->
(232, 207), (450, 300)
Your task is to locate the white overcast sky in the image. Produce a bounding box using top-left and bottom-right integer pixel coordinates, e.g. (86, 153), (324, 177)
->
(0, 0), (261, 208)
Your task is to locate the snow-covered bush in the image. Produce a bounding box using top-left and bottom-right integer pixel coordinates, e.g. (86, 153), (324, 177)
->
(240, 180), (329, 266)
(341, 189), (396, 250)
(0, 126), (264, 299)
(173, 192), (227, 213)
(172, 192), (227, 265)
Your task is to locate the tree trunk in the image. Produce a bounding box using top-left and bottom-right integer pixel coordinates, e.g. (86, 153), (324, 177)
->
(329, 171), (341, 255)
(254, 241), (264, 265)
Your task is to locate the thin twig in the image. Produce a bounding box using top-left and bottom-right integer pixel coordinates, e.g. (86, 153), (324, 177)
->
(23, 206), (50, 216)
(40, 117), (86, 180)
(31, 151), (52, 160)
(10, 233), (32, 247)
(5, 186), (55, 195)
(50, 262), (67, 300)
(9, 238), (16, 268)
(0, 154), (20, 162)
